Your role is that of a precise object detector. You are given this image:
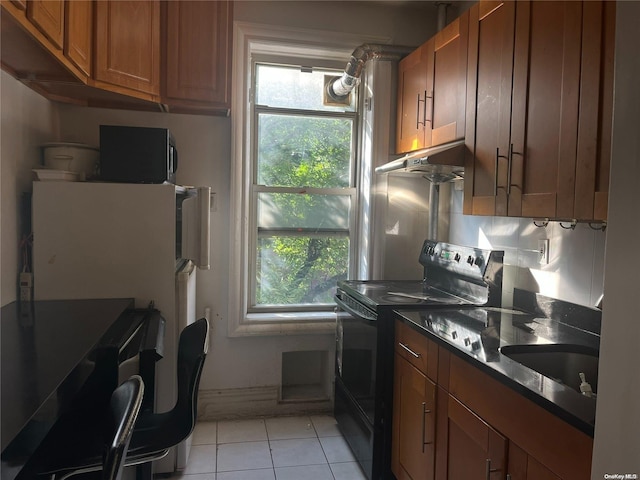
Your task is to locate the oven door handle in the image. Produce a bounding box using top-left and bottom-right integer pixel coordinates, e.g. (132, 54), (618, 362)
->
(334, 295), (376, 322)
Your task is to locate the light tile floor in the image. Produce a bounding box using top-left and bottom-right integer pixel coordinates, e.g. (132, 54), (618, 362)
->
(172, 415), (367, 480)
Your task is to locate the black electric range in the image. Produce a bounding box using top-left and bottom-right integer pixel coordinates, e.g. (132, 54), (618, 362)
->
(334, 240), (504, 480)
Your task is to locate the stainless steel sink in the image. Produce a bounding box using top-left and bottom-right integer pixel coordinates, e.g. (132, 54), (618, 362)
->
(499, 344), (599, 394)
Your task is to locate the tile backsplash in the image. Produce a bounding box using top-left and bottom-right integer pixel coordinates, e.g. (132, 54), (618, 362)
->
(447, 184), (606, 309)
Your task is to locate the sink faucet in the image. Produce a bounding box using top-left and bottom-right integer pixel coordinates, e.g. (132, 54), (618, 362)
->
(595, 294), (604, 310)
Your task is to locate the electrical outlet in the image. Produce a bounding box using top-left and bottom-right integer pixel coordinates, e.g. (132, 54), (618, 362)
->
(19, 272), (32, 302)
(210, 192), (217, 212)
(538, 239), (550, 265)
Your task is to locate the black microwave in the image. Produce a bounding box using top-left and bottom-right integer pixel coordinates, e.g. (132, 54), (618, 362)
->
(99, 125), (177, 184)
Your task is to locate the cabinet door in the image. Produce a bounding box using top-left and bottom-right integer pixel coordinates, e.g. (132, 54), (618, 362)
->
(163, 0), (232, 110)
(509, 1), (583, 218)
(463, 1), (515, 216)
(574, 1), (615, 221)
(431, 10), (468, 147)
(392, 354), (436, 480)
(27, 0), (64, 49)
(94, 0), (160, 96)
(508, 442), (561, 480)
(447, 395), (507, 480)
(64, 0), (92, 76)
(396, 42), (431, 154)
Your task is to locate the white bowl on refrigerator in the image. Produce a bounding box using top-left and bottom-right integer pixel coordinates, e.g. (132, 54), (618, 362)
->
(42, 142), (99, 180)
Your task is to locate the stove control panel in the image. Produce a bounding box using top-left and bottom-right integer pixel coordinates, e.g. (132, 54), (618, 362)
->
(419, 240), (503, 284)
(422, 312), (485, 356)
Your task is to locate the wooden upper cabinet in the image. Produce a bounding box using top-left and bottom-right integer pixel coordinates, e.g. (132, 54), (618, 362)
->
(431, 10), (468, 147)
(94, 0), (160, 98)
(162, 0), (232, 113)
(463, 1), (516, 216)
(574, 1), (615, 221)
(465, 0), (615, 221)
(27, 0), (64, 49)
(396, 12), (468, 155)
(10, 0), (27, 10)
(396, 42), (431, 154)
(64, 0), (92, 76)
(509, 0), (583, 219)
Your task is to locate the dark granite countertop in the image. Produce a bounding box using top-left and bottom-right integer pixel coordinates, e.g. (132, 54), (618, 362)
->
(394, 296), (600, 437)
(1, 298), (135, 454)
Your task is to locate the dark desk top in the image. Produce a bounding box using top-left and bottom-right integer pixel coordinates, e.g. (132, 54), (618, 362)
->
(1, 298), (134, 453)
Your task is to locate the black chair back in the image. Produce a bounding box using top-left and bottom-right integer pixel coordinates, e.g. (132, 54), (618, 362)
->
(175, 317), (209, 441)
(129, 317), (208, 453)
(102, 375), (144, 480)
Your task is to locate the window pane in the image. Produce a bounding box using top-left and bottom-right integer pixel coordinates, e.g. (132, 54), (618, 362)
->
(256, 236), (349, 306)
(257, 114), (352, 188)
(255, 63), (356, 112)
(257, 192), (350, 230)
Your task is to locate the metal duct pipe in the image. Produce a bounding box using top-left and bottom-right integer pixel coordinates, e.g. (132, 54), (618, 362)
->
(326, 44), (413, 102)
(428, 183), (440, 241)
(436, 2), (450, 32)
(429, 2), (450, 241)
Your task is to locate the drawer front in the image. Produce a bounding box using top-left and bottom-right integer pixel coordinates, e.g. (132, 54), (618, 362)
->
(395, 320), (438, 381)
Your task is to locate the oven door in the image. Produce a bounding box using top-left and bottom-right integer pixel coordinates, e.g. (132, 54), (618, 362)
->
(335, 294), (377, 423)
(334, 293), (378, 480)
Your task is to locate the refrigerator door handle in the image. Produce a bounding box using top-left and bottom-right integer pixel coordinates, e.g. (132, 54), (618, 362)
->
(197, 187), (211, 270)
(182, 187), (211, 270)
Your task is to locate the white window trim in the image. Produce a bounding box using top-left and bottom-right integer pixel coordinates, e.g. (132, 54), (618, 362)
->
(229, 21), (390, 337)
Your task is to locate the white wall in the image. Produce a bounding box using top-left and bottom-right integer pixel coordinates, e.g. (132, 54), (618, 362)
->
(0, 70), (58, 306)
(233, 0), (443, 48)
(591, 1), (640, 475)
(47, 0), (445, 416)
(447, 185), (606, 308)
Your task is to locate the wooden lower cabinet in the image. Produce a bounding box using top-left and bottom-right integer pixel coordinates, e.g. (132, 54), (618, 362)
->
(508, 442), (561, 480)
(446, 395), (507, 480)
(391, 320), (593, 480)
(392, 354), (436, 480)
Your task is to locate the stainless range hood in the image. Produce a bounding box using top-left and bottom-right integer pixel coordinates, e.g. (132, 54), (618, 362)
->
(375, 139), (465, 184)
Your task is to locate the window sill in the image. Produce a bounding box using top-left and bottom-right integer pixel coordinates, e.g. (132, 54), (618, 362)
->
(229, 311), (336, 337)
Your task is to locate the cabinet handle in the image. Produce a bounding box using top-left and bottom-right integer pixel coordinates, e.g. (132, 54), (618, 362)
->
(508, 143), (523, 194)
(485, 459), (499, 480)
(506, 475), (512, 480)
(425, 90), (434, 125)
(399, 342), (421, 358)
(421, 402), (433, 453)
(494, 148), (509, 196)
(416, 93), (426, 128)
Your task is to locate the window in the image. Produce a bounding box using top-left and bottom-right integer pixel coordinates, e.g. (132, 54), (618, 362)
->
(251, 62), (357, 312)
(230, 23), (391, 335)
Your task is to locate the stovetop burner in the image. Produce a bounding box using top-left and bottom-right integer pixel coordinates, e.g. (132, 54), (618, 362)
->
(337, 240), (504, 310)
(380, 293), (428, 304)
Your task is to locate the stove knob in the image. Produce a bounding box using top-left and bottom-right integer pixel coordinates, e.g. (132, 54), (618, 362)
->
(454, 253), (461, 262)
(451, 331), (458, 340)
(474, 256), (483, 267)
(471, 340), (481, 351)
(464, 337), (471, 347)
(466, 255), (474, 266)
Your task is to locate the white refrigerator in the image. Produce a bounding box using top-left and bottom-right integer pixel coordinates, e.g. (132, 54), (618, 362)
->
(31, 181), (210, 473)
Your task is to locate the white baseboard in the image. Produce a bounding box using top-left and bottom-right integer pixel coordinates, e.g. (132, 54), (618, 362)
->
(197, 385), (333, 421)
